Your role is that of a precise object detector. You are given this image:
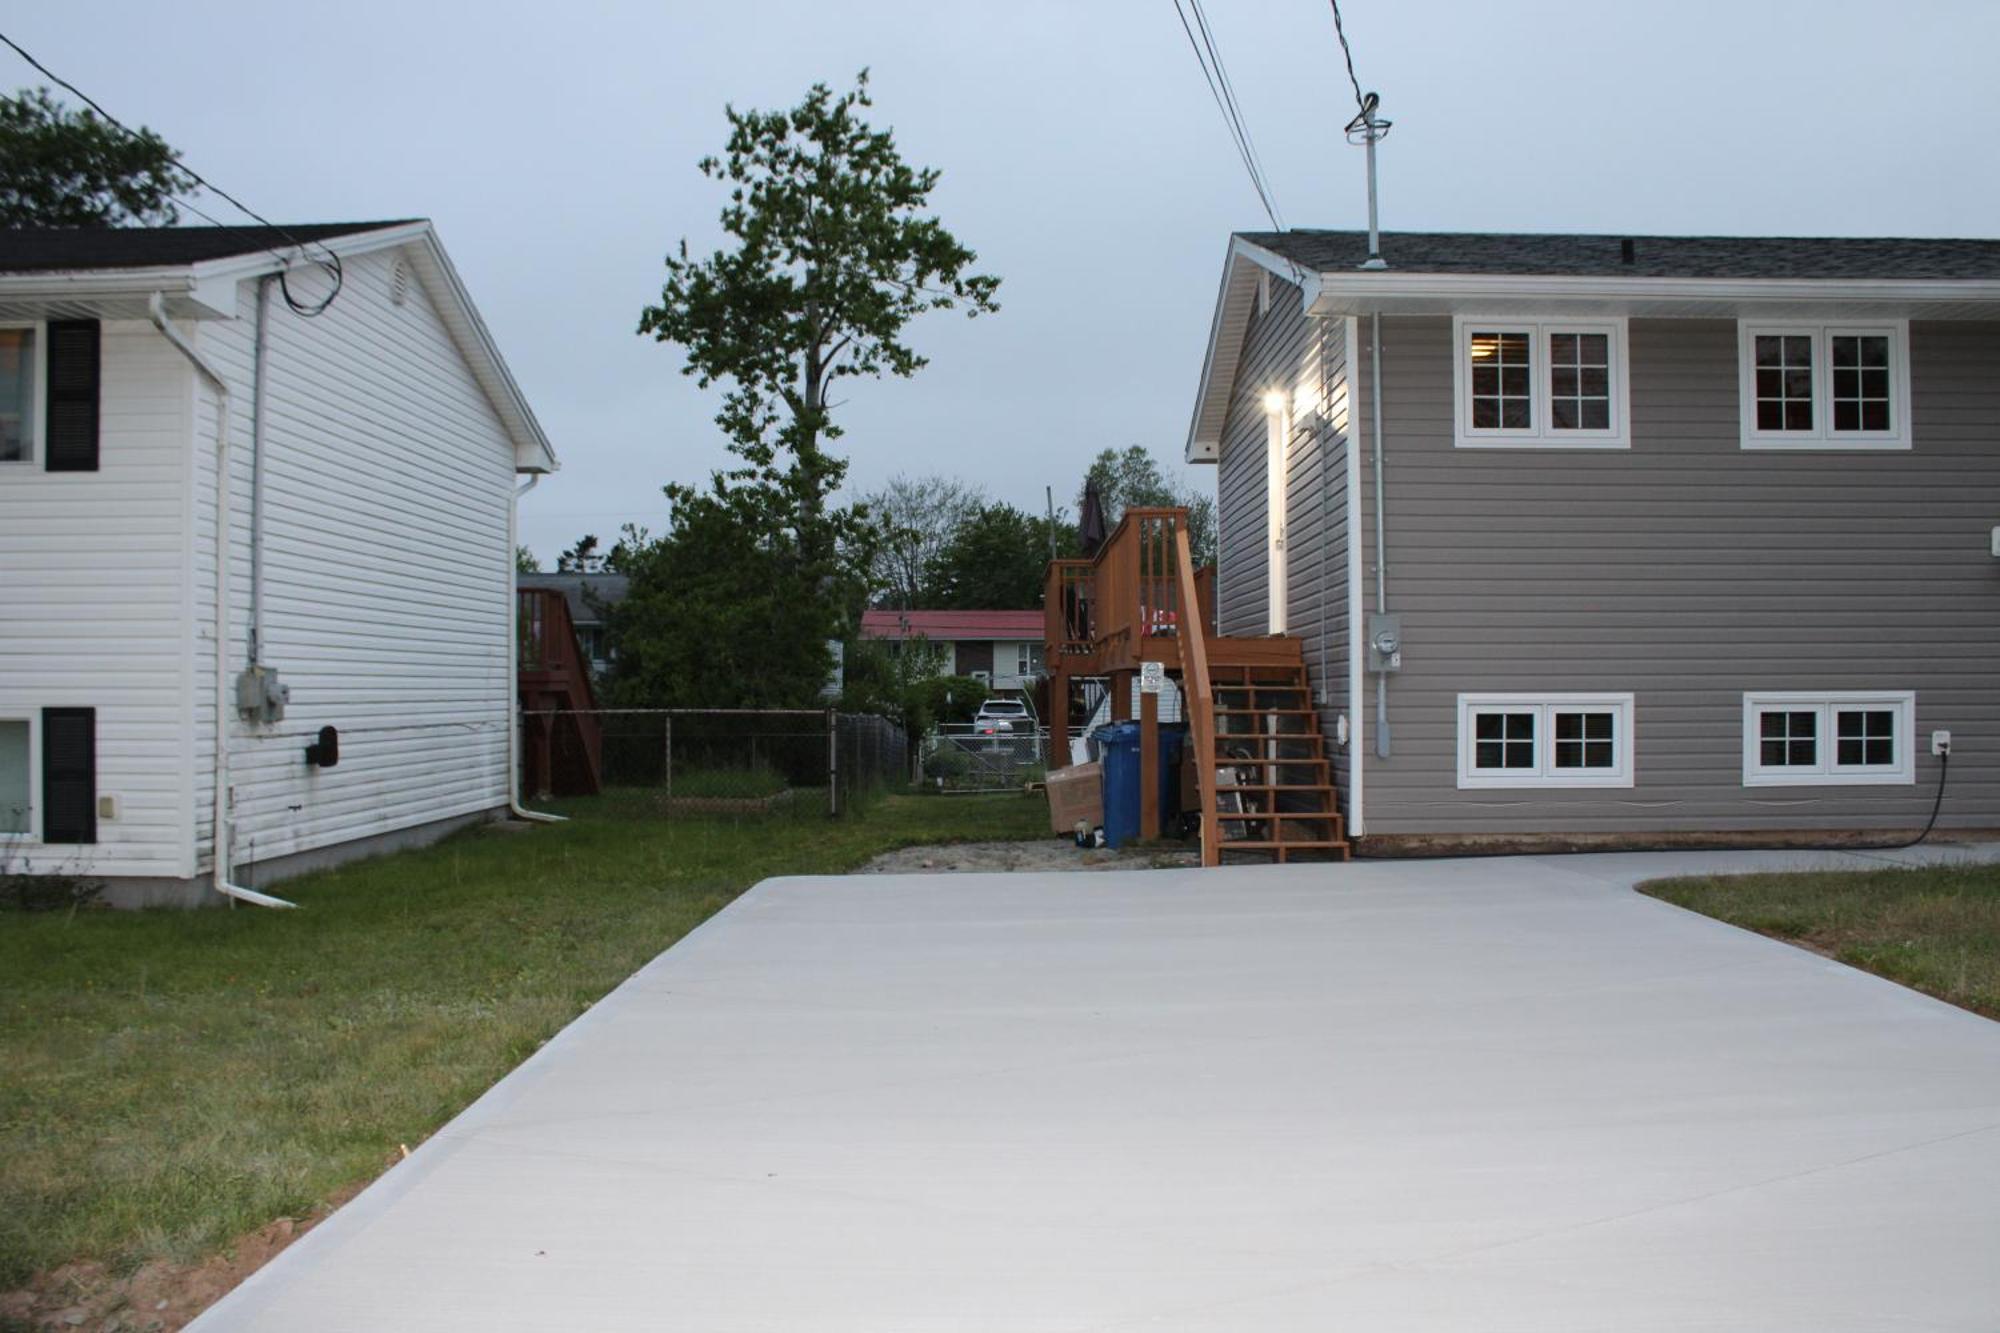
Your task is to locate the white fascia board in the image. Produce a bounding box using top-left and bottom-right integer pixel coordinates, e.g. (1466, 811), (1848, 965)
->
(400, 228), (559, 475)
(1304, 271), (2000, 318)
(1185, 238), (1308, 465)
(0, 268), (214, 320)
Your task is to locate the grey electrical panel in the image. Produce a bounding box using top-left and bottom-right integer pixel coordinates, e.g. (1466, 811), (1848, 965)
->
(236, 665), (289, 723)
(1367, 613), (1403, 674)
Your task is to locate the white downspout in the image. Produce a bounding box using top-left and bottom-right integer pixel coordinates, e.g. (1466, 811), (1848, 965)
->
(149, 291), (297, 909)
(508, 473), (564, 823)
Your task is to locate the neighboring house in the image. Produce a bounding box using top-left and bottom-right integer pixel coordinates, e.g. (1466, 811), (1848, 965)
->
(859, 609), (1046, 695)
(1187, 229), (2000, 846)
(518, 572), (628, 677)
(0, 221), (557, 905)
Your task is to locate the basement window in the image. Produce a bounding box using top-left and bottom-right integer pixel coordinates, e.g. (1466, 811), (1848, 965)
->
(1457, 693), (1635, 789)
(1454, 317), (1631, 449)
(1738, 322), (1910, 449)
(1742, 692), (1915, 785)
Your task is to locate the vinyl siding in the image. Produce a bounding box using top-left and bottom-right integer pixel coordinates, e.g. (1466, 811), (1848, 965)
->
(0, 321), (195, 877)
(1211, 284), (1357, 820)
(1215, 277), (1311, 635)
(189, 246), (516, 876)
(1356, 315), (2000, 835)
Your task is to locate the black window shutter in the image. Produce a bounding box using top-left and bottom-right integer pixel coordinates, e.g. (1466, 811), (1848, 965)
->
(41, 708), (96, 844)
(44, 319), (100, 473)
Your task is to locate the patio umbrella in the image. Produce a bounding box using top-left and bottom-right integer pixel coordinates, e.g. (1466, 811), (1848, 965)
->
(1079, 481), (1109, 558)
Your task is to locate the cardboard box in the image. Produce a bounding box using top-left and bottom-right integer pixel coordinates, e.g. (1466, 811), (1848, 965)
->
(1046, 761), (1103, 835)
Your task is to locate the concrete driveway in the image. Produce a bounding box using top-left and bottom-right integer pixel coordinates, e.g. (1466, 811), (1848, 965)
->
(193, 847), (2000, 1331)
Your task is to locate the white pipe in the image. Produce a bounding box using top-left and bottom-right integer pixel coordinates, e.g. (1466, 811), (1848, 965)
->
(149, 291), (298, 909)
(507, 473), (565, 824)
(1371, 310), (1390, 760)
(247, 275), (273, 666)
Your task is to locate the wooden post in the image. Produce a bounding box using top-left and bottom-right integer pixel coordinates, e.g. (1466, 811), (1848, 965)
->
(1050, 665), (1069, 770)
(1111, 673), (1131, 722)
(1139, 684), (1159, 840)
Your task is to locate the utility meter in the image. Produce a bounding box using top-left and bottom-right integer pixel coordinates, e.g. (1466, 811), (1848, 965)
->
(1368, 613), (1403, 673)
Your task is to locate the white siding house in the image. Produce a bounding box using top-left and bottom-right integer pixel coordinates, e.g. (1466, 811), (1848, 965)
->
(0, 222), (557, 905)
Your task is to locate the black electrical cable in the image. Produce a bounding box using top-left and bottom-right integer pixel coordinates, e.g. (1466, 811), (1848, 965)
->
(1327, 0), (1368, 114)
(0, 32), (344, 316)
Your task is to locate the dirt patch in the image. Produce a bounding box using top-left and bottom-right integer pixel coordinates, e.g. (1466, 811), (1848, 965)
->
(0, 1178), (374, 1333)
(856, 839), (1198, 874)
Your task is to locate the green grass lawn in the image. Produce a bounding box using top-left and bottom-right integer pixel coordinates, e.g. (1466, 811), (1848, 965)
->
(1642, 862), (2000, 1021)
(0, 790), (1050, 1290)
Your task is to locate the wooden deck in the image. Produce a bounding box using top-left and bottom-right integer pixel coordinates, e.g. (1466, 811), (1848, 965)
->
(1045, 508), (1348, 866)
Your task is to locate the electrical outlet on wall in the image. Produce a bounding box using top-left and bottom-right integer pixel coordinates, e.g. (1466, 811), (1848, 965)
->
(1932, 730), (1952, 756)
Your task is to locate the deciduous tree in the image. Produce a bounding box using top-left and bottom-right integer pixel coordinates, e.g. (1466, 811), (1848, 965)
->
(0, 88), (195, 228)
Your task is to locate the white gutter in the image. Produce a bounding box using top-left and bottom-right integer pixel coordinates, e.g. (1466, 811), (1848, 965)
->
(148, 292), (298, 910)
(507, 473), (565, 824)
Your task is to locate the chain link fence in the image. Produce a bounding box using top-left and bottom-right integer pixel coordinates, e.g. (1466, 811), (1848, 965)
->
(520, 708), (908, 817)
(920, 723), (1049, 794)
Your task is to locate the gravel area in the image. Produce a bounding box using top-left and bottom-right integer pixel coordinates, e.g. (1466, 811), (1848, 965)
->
(856, 839), (1198, 874)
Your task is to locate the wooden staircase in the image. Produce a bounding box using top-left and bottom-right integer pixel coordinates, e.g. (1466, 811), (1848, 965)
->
(517, 588), (603, 798)
(1204, 653), (1350, 863)
(1045, 507), (1350, 867)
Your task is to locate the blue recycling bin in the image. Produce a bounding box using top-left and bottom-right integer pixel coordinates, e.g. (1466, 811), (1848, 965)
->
(1092, 722), (1189, 848)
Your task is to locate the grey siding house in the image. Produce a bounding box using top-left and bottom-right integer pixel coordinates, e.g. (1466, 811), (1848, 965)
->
(1188, 230), (2000, 846)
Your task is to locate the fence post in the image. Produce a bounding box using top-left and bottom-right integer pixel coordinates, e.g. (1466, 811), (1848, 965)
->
(827, 708), (839, 817)
(664, 714), (673, 800)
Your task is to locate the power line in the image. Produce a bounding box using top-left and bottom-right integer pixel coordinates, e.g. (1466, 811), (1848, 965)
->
(1170, 0), (1282, 232)
(1187, 0), (1283, 229)
(0, 30), (344, 316)
(1327, 0), (1368, 113)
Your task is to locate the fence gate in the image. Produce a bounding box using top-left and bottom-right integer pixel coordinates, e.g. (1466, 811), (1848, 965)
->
(922, 724), (1048, 793)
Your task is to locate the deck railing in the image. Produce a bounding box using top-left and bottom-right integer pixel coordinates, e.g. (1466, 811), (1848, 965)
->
(1044, 507), (1212, 671)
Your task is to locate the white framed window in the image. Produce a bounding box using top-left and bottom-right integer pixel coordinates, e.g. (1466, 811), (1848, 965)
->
(0, 322), (44, 465)
(1738, 321), (1911, 449)
(1456, 693), (1635, 789)
(0, 713), (35, 839)
(1453, 317), (1631, 449)
(1742, 691), (1915, 786)
(1015, 642), (1043, 679)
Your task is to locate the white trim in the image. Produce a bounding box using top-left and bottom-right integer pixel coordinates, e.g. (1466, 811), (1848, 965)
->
(0, 710), (39, 844)
(1343, 317), (1364, 836)
(1741, 690), (1916, 786)
(1265, 397), (1288, 633)
(1737, 320), (1912, 450)
(1456, 692), (1636, 789)
(0, 319), (46, 467)
(1452, 315), (1631, 449)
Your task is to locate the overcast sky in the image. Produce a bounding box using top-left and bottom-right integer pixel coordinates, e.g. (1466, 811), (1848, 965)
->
(15, 1), (2000, 559)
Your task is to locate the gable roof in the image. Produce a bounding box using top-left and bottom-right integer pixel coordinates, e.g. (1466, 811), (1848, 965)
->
(0, 220), (556, 473)
(518, 572), (628, 625)
(0, 222), (420, 272)
(1240, 231), (2000, 281)
(860, 609), (1044, 641)
(1188, 228), (2000, 463)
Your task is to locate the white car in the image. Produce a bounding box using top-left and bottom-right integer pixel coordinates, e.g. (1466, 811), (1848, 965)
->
(973, 698), (1032, 735)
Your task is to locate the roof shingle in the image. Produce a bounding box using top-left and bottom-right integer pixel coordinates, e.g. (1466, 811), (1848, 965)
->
(1240, 230), (2000, 281)
(0, 221), (422, 273)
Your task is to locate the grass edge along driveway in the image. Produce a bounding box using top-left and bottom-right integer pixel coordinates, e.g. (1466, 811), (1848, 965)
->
(0, 791), (1050, 1294)
(1641, 860), (2000, 1023)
